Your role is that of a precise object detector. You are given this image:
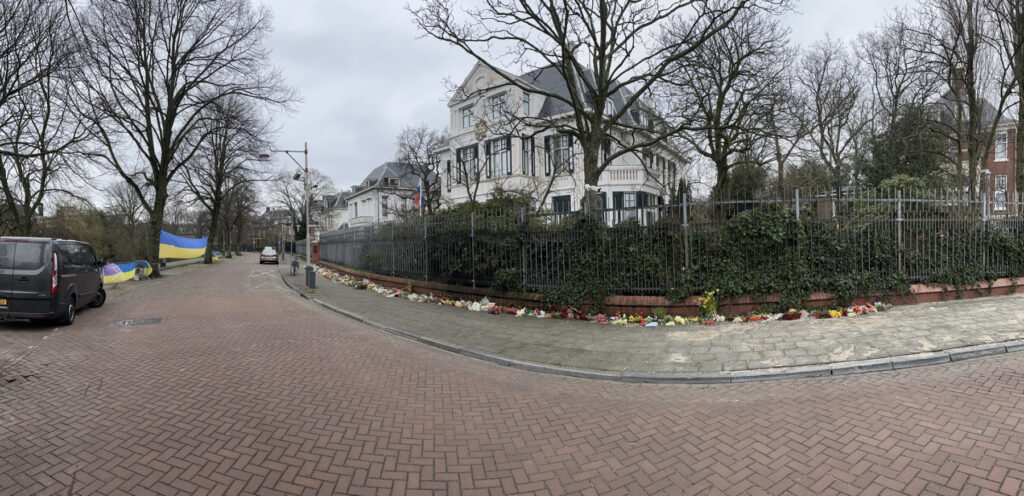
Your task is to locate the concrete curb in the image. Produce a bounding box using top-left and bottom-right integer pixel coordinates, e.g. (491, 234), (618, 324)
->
(280, 269), (1024, 384)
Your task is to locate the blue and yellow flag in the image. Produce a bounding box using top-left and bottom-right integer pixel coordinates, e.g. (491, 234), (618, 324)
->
(102, 261), (153, 284)
(158, 230), (208, 259)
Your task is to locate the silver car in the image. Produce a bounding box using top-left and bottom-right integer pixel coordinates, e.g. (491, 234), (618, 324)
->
(259, 246), (279, 264)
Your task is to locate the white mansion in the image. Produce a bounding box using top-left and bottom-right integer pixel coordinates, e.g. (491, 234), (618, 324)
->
(437, 61), (687, 217)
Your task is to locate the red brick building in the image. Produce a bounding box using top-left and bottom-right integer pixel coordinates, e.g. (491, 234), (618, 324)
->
(982, 122), (1018, 213)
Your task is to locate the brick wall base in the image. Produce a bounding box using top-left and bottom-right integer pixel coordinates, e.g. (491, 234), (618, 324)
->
(318, 261), (1024, 316)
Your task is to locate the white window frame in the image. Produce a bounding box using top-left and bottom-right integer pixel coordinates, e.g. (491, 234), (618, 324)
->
(522, 93), (530, 116)
(491, 94), (506, 119)
(488, 136), (511, 177)
(457, 145), (479, 183)
(995, 174), (1008, 210)
(521, 137), (535, 175)
(462, 107), (474, 129)
(995, 132), (1008, 161)
(623, 192), (637, 220)
(550, 134), (572, 175)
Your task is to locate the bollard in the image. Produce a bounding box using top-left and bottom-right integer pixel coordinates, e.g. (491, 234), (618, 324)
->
(305, 265), (316, 289)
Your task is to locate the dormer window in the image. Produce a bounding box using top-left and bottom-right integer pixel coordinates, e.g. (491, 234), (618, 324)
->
(387, 177), (399, 187)
(462, 107), (474, 129)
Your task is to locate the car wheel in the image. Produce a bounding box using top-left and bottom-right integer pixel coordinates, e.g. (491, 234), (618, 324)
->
(89, 288), (106, 308)
(58, 296), (76, 326)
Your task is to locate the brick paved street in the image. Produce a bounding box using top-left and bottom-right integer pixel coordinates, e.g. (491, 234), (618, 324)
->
(3, 255), (1024, 495)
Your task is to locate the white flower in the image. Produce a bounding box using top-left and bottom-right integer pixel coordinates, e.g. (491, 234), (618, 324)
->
(469, 302), (482, 312)
(515, 308), (526, 317)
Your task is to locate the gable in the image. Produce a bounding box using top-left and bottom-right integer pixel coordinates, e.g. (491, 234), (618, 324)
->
(449, 61), (532, 108)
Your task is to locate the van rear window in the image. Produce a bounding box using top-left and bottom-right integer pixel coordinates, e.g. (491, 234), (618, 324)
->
(13, 242), (46, 270)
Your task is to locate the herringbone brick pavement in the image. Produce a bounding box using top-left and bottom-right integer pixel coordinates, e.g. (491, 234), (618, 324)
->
(1, 256), (1023, 495)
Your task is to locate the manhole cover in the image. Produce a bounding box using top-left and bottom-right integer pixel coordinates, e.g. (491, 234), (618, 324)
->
(116, 318), (162, 326)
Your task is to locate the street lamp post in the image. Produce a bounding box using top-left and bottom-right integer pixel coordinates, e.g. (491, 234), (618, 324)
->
(260, 143), (315, 288)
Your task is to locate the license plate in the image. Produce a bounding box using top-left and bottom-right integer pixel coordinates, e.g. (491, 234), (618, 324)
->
(0, 299), (6, 306)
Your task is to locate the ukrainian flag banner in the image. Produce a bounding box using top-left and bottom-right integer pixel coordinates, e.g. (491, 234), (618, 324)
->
(102, 261), (153, 284)
(158, 230), (208, 259)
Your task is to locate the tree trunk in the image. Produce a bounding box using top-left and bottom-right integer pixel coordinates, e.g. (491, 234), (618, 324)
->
(147, 183), (167, 278)
(581, 140), (602, 220)
(203, 199), (221, 264)
(1016, 107), (1023, 197)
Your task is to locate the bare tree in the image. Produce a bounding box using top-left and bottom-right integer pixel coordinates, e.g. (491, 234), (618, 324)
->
(858, 9), (940, 130)
(914, 0), (1015, 200)
(410, 0), (787, 211)
(395, 125), (446, 212)
(221, 180), (259, 255)
(661, 9), (790, 199)
(797, 37), (871, 192)
(0, 0), (85, 235)
(76, 0), (295, 275)
(268, 168), (335, 240)
(182, 97), (270, 263)
(104, 180), (148, 260)
(763, 66), (810, 195)
(985, 0), (1024, 194)
(0, 0), (70, 121)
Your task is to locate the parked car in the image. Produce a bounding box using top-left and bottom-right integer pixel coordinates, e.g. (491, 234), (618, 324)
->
(259, 246), (279, 264)
(0, 237), (106, 325)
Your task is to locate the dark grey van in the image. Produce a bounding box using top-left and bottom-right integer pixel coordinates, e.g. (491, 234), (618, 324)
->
(0, 237), (106, 325)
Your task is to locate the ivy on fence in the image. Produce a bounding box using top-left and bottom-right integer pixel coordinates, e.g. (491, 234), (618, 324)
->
(317, 190), (1024, 312)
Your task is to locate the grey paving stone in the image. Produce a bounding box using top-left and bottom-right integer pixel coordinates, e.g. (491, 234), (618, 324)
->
(831, 358), (894, 375)
(730, 364), (832, 382)
(892, 352), (950, 369)
(621, 371), (732, 384)
(1005, 340), (1024, 353)
(460, 348), (511, 366)
(948, 343), (1007, 361)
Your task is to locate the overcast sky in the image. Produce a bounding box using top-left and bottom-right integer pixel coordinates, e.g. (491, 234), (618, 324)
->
(261, 0), (913, 193)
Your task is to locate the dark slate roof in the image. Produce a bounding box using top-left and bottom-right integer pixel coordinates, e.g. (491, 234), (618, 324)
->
(517, 65), (641, 125)
(356, 162), (435, 192)
(932, 89), (1013, 127)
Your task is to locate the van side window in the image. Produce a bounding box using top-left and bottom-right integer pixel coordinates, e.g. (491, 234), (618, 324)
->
(0, 243), (11, 268)
(13, 243), (45, 270)
(71, 244), (90, 266)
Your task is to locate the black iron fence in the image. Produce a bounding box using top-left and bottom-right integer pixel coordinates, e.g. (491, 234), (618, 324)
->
(317, 190), (1024, 306)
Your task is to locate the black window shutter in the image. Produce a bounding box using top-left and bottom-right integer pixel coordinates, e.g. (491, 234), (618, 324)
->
(505, 136), (512, 175)
(485, 141), (492, 178)
(532, 137), (540, 176)
(544, 136), (551, 176)
(446, 160), (451, 191)
(613, 192), (624, 209)
(567, 135), (575, 173)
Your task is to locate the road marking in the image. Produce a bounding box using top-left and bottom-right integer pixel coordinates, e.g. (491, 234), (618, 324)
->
(248, 269), (284, 292)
